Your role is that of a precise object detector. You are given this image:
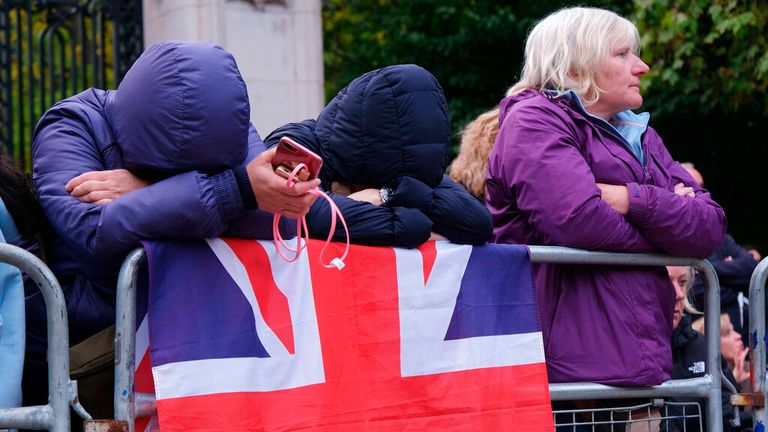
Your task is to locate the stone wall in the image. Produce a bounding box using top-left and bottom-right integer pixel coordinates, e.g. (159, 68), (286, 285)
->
(143, 0), (324, 136)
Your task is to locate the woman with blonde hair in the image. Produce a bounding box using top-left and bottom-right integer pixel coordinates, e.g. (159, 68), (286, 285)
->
(486, 7), (726, 386)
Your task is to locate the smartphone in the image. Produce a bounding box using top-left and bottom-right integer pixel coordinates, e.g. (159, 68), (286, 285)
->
(272, 136), (323, 182)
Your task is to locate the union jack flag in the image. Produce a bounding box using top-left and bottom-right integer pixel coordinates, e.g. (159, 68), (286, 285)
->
(135, 238), (552, 431)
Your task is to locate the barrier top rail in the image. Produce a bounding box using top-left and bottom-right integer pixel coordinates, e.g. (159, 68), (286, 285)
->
(748, 256), (768, 428)
(114, 245), (724, 432)
(0, 243), (87, 432)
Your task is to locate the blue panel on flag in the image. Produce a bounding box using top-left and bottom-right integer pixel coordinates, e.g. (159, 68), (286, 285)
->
(444, 243), (539, 340)
(147, 241), (269, 366)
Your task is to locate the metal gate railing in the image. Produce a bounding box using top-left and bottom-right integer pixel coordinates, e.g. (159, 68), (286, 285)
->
(0, 243), (88, 432)
(112, 245), (727, 432)
(748, 257), (768, 425)
(0, 0), (143, 170)
(527, 246), (723, 432)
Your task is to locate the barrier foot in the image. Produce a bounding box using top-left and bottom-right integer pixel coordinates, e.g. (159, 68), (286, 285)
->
(70, 380), (94, 421)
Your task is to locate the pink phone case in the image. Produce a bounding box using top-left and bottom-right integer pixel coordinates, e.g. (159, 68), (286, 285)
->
(272, 137), (323, 181)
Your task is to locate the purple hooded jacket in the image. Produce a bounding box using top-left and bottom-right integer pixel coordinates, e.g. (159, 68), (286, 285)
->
(28, 41), (289, 367)
(486, 90), (726, 386)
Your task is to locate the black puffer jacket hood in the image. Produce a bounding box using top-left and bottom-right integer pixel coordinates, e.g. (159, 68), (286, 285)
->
(313, 64), (450, 188)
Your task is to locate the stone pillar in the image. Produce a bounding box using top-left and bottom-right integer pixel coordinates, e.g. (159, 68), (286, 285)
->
(142, 0), (324, 136)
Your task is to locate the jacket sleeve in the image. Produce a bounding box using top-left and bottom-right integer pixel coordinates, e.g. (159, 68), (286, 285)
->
(624, 128), (726, 258)
(32, 104), (259, 268)
(306, 191), (433, 248)
(427, 176), (492, 245)
(489, 103), (656, 252)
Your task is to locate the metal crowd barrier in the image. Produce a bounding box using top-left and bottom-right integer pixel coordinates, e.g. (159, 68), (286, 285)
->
(749, 257), (768, 427)
(113, 245), (726, 432)
(528, 246), (723, 432)
(0, 243), (89, 432)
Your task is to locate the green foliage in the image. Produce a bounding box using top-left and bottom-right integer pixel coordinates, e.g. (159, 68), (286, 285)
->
(632, 0), (768, 116)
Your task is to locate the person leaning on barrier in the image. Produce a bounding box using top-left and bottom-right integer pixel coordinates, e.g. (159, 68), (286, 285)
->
(263, 64), (492, 248)
(486, 7), (726, 386)
(664, 266), (750, 432)
(25, 41), (319, 407)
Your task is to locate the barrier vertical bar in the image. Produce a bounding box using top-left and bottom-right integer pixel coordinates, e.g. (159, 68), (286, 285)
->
(114, 247), (146, 432)
(0, 243), (71, 431)
(698, 258), (724, 432)
(750, 258), (768, 429)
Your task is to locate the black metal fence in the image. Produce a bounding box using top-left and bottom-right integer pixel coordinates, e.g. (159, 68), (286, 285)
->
(0, 0), (143, 170)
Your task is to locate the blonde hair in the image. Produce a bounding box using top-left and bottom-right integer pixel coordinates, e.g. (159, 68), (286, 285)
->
(507, 7), (640, 106)
(691, 313), (732, 335)
(449, 107), (501, 199)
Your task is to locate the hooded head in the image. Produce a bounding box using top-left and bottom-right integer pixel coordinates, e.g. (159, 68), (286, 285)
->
(314, 64), (450, 188)
(107, 40), (250, 175)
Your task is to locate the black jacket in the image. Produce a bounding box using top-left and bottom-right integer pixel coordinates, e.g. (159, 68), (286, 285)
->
(692, 234), (757, 307)
(662, 315), (750, 432)
(264, 65), (492, 248)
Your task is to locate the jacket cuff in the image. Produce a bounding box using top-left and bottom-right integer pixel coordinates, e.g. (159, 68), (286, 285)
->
(233, 164), (258, 210)
(386, 177), (433, 213)
(625, 182), (652, 228)
(211, 170), (245, 222)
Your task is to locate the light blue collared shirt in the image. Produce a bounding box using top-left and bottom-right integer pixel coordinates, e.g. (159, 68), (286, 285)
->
(551, 90), (650, 165)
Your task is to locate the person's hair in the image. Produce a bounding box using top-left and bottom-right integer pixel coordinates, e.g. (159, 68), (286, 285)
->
(507, 7), (640, 106)
(0, 155), (44, 237)
(691, 313), (732, 335)
(678, 266), (699, 315)
(449, 107), (500, 199)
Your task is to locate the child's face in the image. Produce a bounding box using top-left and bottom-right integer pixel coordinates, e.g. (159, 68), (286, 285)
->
(720, 321), (744, 363)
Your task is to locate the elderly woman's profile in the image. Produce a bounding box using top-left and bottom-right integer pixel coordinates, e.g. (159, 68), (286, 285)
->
(486, 7), (726, 386)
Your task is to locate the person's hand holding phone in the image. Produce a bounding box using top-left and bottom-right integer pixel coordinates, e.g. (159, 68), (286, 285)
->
(246, 147), (320, 218)
(272, 137), (323, 183)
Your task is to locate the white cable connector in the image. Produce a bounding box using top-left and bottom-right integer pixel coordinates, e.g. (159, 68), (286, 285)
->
(330, 257), (345, 270)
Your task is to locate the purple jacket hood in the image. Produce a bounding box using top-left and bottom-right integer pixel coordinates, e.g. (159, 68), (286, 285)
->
(105, 40), (250, 174)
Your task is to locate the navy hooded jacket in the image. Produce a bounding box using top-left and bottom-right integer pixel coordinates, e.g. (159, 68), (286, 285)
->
(29, 41), (288, 367)
(265, 65), (492, 247)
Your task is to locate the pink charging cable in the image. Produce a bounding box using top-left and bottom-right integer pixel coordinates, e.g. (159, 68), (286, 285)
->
(272, 163), (350, 270)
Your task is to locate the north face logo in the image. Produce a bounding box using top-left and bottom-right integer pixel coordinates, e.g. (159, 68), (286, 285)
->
(688, 361), (705, 374)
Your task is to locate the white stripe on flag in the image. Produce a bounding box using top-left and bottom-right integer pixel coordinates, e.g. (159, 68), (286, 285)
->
(135, 315), (149, 367)
(396, 242), (545, 377)
(152, 239), (325, 400)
